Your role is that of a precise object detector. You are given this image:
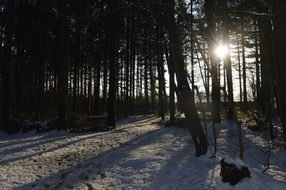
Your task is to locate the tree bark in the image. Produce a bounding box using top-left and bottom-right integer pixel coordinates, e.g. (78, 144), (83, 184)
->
(254, 20), (261, 111)
(222, 1), (235, 120)
(237, 34), (243, 107)
(106, 0), (119, 128)
(56, 0), (69, 129)
(125, 12), (130, 116)
(205, 0), (221, 123)
(273, 0), (286, 148)
(143, 23), (149, 112)
(1, 0), (13, 125)
(241, 17), (248, 112)
(157, 26), (166, 120)
(258, 11), (274, 140)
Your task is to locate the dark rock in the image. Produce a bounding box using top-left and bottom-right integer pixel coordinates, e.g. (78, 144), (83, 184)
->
(220, 158), (251, 185)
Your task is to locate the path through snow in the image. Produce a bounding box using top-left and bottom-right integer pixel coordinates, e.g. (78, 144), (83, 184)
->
(0, 115), (285, 190)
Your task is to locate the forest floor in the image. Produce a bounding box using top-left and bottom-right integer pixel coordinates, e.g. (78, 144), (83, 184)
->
(0, 115), (285, 190)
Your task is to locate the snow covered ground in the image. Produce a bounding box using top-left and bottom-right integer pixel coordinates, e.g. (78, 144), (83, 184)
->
(0, 115), (285, 190)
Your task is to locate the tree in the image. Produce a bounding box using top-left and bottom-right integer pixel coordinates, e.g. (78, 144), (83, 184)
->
(205, 0), (221, 123)
(165, 45), (175, 122)
(258, 7), (274, 139)
(106, 0), (120, 128)
(241, 16), (248, 112)
(56, 0), (69, 129)
(1, 0), (13, 129)
(273, 0), (286, 148)
(221, 0), (235, 120)
(162, 0), (208, 156)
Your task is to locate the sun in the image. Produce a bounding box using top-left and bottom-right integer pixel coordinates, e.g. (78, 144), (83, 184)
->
(215, 45), (229, 60)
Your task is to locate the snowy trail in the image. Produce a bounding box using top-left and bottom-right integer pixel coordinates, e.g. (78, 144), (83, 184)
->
(0, 116), (285, 190)
(0, 116), (160, 189)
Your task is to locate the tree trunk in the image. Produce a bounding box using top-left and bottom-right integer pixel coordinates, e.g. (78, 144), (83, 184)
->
(222, 1), (235, 120)
(150, 52), (156, 112)
(157, 26), (166, 120)
(94, 57), (101, 115)
(273, 0), (286, 148)
(125, 13), (130, 116)
(254, 20), (261, 111)
(165, 45), (175, 121)
(205, 0), (221, 123)
(102, 38), (108, 114)
(106, 0), (119, 128)
(258, 12), (274, 140)
(56, 0), (69, 129)
(162, 0), (208, 156)
(143, 24), (149, 113)
(241, 17), (248, 112)
(237, 34), (243, 107)
(190, 0), (195, 97)
(1, 0), (13, 125)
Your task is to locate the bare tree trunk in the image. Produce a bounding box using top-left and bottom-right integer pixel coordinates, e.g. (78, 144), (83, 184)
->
(130, 17), (136, 115)
(236, 33), (243, 108)
(95, 61), (101, 115)
(150, 52), (156, 112)
(56, 0), (69, 130)
(258, 12), (274, 140)
(106, 0), (119, 128)
(162, 0), (208, 156)
(1, 0), (14, 126)
(273, 0), (286, 148)
(254, 20), (261, 111)
(15, 0), (25, 117)
(190, 0), (195, 97)
(165, 45), (175, 121)
(125, 12), (130, 116)
(205, 0), (221, 123)
(35, 3), (49, 120)
(102, 39), (108, 114)
(157, 26), (166, 120)
(144, 28), (149, 112)
(241, 17), (248, 112)
(222, 1), (235, 120)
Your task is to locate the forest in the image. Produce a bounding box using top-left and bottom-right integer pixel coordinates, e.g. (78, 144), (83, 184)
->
(0, 0), (286, 189)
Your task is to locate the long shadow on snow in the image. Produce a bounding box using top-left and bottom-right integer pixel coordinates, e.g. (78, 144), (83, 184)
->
(15, 126), (171, 190)
(0, 132), (70, 149)
(1, 117), (159, 165)
(118, 116), (160, 127)
(117, 115), (157, 125)
(0, 133), (79, 158)
(216, 123), (286, 182)
(0, 130), (122, 165)
(0, 115), (154, 149)
(143, 130), (218, 190)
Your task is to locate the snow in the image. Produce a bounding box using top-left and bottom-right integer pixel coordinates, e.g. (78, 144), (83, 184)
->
(0, 115), (285, 190)
(223, 156), (248, 169)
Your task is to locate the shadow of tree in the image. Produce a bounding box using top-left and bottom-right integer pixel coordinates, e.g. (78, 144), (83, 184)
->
(215, 123), (286, 183)
(0, 133), (75, 157)
(15, 127), (167, 189)
(143, 137), (218, 189)
(0, 132), (70, 149)
(116, 115), (158, 125)
(1, 117), (162, 166)
(0, 132), (111, 165)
